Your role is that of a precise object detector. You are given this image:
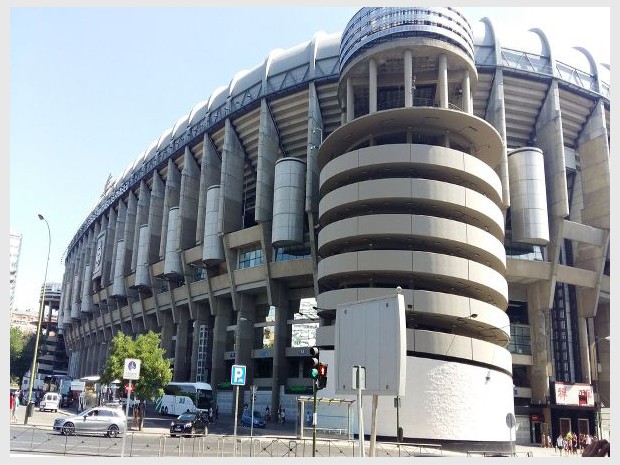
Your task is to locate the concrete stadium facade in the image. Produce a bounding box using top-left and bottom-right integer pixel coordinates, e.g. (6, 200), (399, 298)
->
(58, 7), (610, 448)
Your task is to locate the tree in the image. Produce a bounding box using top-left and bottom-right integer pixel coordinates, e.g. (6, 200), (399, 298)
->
(10, 326), (35, 383)
(100, 330), (172, 429)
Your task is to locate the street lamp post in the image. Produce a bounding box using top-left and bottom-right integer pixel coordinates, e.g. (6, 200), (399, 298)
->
(24, 213), (51, 425)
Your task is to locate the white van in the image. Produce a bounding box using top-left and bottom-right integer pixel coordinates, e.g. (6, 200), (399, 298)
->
(39, 392), (60, 412)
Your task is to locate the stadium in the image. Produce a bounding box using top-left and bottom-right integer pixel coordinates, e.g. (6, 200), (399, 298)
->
(57, 7), (610, 448)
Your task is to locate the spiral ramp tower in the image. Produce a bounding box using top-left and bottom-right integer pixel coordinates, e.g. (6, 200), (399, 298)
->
(315, 7), (513, 444)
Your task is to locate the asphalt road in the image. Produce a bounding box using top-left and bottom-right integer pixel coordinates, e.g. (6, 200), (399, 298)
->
(14, 401), (299, 437)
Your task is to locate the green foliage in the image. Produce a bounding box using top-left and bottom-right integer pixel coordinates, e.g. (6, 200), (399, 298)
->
(10, 327), (35, 380)
(100, 331), (172, 402)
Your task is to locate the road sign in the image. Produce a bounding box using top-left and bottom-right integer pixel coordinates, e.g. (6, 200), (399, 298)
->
(123, 358), (141, 380)
(231, 365), (246, 385)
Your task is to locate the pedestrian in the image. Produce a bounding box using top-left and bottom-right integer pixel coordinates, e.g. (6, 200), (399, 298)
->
(305, 409), (312, 427)
(281, 407), (286, 424)
(10, 393), (16, 423)
(133, 403), (141, 429)
(265, 405), (271, 422)
(208, 406), (214, 423)
(13, 392), (19, 420)
(556, 433), (564, 455)
(572, 432), (578, 454)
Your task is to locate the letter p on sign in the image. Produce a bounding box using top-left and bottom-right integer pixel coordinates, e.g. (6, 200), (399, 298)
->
(231, 364), (246, 385)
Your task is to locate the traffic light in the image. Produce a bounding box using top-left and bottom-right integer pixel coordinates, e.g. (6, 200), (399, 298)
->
(310, 346), (320, 379)
(317, 363), (328, 390)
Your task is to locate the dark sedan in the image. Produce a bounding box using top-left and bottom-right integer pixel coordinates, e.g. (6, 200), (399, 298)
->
(169, 411), (209, 437)
(241, 410), (266, 428)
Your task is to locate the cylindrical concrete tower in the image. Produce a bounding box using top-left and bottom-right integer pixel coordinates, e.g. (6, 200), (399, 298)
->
(508, 147), (550, 245)
(316, 7), (512, 445)
(272, 157), (307, 247)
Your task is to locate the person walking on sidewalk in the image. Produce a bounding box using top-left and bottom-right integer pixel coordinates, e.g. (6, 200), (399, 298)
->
(10, 393), (16, 423)
(556, 433), (565, 456)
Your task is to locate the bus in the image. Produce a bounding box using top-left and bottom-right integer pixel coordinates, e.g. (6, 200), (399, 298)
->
(155, 382), (213, 416)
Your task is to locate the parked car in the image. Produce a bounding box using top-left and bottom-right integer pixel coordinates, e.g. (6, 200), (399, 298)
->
(169, 411), (209, 437)
(39, 392), (60, 412)
(241, 410), (266, 428)
(53, 406), (127, 437)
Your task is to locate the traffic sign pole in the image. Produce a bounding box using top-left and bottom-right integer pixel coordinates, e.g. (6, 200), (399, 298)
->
(233, 384), (239, 456)
(121, 379), (132, 457)
(230, 364), (246, 457)
(121, 359), (140, 458)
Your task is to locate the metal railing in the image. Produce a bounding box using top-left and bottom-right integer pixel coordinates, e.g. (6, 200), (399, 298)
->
(11, 425), (448, 457)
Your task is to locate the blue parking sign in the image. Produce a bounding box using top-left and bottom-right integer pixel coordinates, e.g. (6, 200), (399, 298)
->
(231, 364), (246, 385)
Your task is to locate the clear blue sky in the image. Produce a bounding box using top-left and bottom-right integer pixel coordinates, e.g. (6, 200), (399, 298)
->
(7, 6), (611, 313)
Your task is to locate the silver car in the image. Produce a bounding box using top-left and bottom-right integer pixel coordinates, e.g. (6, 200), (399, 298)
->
(53, 406), (127, 437)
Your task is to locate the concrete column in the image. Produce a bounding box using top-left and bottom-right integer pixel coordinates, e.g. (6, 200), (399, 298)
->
(218, 119), (246, 235)
(576, 100), (609, 230)
(485, 68), (510, 210)
(346, 78), (354, 122)
(235, 296), (256, 378)
(527, 282), (552, 406)
(159, 159), (181, 259)
(147, 173), (165, 262)
(90, 341), (99, 375)
(462, 71), (472, 114)
(144, 313), (158, 332)
(438, 54), (448, 108)
(124, 191), (137, 270)
(159, 311), (175, 363)
(103, 210), (117, 287)
(404, 49), (413, 107)
(84, 341), (94, 375)
(306, 82), (323, 214)
(131, 181), (150, 271)
(535, 80), (569, 219)
(190, 303), (211, 382)
(98, 340), (108, 373)
(369, 58), (377, 114)
(578, 316), (592, 384)
(210, 300), (233, 393)
(179, 146), (200, 250)
(196, 134), (222, 244)
(79, 343), (88, 378)
(173, 306), (190, 381)
(255, 99), (280, 225)
(133, 316), (145, 335)
(271, 303), (293, 416)
(111, 202), (127, 289)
